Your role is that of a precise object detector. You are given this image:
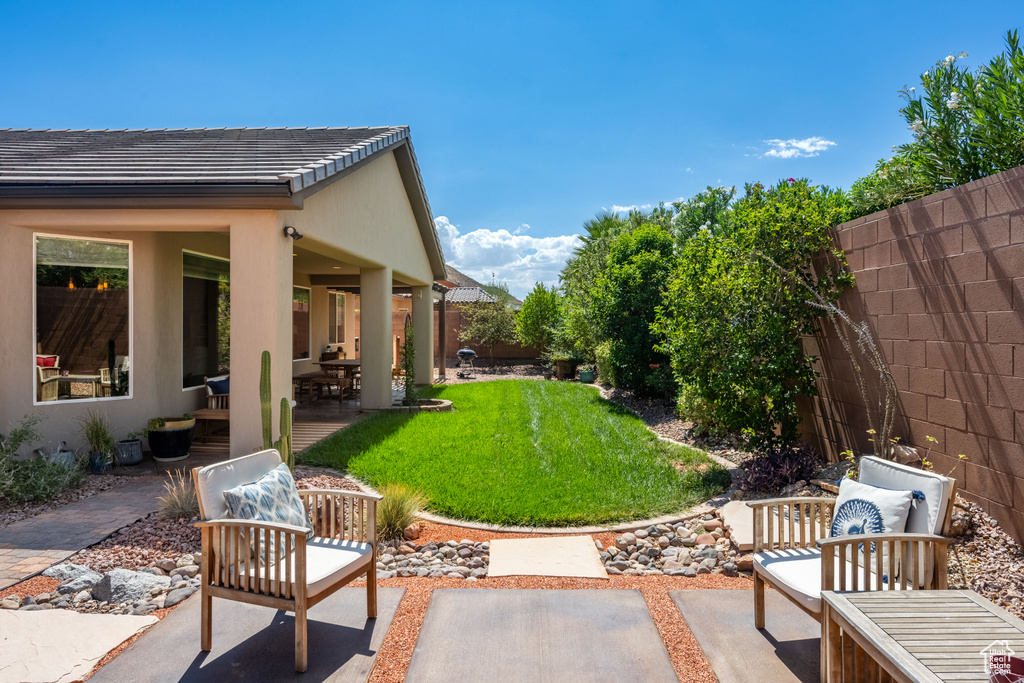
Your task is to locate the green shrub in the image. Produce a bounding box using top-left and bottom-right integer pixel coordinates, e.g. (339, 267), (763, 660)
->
(516, 283), (561, 355)
(376, 483), (427, 542)
(675, 384), (726, 437)
(594, 340), (615, 386)
(595, 225), (675, 398)
(656, 179), (852, 451)
(0, 415), (86, 503)
(850, 30), (1024, 218)
(159, 469), (199, 519)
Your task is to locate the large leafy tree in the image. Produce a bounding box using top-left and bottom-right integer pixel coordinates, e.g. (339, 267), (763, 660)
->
(655, 179), (852, 450)
(459, 289), (518, 369)
(595, 225), (675, 398)
(516, 283), (560, 354)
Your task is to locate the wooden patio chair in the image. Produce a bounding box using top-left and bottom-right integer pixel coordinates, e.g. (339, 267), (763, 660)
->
(192, 449), (381, 672)
(749, 455), (956, 629)
(36, 366), (61, 402)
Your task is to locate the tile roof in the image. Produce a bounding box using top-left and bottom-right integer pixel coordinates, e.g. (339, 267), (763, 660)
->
(0, 126), (409, 192)
(444, 287), (496, 304)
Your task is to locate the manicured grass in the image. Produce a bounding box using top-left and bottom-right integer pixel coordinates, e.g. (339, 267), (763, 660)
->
(299, 380), (731, 527)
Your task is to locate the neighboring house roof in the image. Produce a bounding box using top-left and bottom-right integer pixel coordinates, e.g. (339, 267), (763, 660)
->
(443, 287), (496, 304)
(0, 126), (446, 279)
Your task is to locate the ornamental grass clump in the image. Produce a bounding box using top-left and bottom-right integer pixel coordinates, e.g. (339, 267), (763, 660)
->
(159, 469), (199, 519)
(376, 483), (427, 542)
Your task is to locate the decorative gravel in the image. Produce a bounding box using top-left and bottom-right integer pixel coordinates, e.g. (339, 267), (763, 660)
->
(72, 512), (201, 574)
(0, 474), (133, 528)
(948, 498), (1024, 619)
(439, 360), (547, 385)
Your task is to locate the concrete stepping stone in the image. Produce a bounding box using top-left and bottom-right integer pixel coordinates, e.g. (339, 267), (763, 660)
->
(407, 589), (677, 682)
(0, 609), (157, 683)
(488, 536), (607, 578)
(671, 589), (819, 683)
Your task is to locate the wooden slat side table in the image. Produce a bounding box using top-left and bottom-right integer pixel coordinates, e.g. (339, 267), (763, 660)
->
(821, 590), (1024, 683)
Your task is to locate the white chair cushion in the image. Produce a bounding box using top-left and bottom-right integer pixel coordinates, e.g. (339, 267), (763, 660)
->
(755, 548), (882, 614)
(244, 538), (373, 596)
(858, 456), (952, 535)
(830, 478), (913, 538)
(194, 449), (285, 521)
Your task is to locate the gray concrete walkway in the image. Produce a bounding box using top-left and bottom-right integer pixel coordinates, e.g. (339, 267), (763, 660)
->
(0, 476), (167, 589)
(88, 587), (405, 683)
(406, 589), (678, 682)
(671, 589), (820, 683)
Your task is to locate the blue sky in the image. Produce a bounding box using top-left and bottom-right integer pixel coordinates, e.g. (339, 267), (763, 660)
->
(1, 1), (1021, 296)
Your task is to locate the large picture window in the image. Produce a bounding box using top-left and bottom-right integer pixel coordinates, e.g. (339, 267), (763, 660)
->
(293, 286), (310, 360)
(182, 252), (230, 389)
(329, 291), (345, 345)
(35, 235), (131, 403)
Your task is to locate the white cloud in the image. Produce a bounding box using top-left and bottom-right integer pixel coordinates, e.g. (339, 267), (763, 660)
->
(685, 167), (693, 173)
(604, 203), (652, 214)
(434, 216), (580, 298)
(761, 136), (837, 159)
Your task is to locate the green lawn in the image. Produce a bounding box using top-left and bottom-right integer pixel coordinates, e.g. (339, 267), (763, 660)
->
(299, 380), (731, 527)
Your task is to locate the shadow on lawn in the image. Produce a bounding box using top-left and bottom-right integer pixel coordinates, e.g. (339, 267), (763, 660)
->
(297, 412), (418, 470)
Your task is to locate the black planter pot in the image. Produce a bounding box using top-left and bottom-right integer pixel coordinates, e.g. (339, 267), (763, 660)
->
(88, 451), (110, 473)
(148, 418), (196, 462)
(115, 439), (144, 466)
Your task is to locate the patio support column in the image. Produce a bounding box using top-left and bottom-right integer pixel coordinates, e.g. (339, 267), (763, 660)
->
(412, 285), (433, 386)
(229, 215), (293, 457)
(437, 290), (447, 378)
(359, 266), (392, 409)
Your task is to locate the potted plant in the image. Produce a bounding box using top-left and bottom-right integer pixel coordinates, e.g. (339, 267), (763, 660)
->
(114, 429), (146, 466)
(79, 410), (115, 473)
(147, 414), (195, 463)
(547, 350), (580, 380)
(578, 364), (596, 384)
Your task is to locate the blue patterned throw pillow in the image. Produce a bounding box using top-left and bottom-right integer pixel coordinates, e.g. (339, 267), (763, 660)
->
(223, 463), (314, 563)
(830, 478), (913, 539)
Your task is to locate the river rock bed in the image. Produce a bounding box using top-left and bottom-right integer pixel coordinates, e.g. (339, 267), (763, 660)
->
(0, 556), (201, 615)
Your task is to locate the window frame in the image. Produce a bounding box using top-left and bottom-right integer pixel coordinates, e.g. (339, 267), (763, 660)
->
(32, 232), (134, 406)
(181, 249), (230, 392)
(293, 285), (312, 361)
(329, 290), (346, 345)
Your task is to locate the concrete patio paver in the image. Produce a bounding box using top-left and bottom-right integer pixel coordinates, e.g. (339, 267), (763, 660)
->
(671, 589), (820, 683)
(406, 589), (677, 682)
(0, 476), (166, 589)
(0, 610), (157, 683)
(87, 587), (405, 683)
(488, 536), (608, 578)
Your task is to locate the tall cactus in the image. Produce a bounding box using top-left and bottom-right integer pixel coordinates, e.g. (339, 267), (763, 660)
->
(274, 397), (293, 470)
(260, 350), (294, 470)
(260, 350), (272, 450)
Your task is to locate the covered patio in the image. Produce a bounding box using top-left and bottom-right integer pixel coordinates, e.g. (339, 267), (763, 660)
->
(0, 127), (447, 457)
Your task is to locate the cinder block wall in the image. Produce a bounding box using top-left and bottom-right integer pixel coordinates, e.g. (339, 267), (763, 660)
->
(802, 164), (1024, 538)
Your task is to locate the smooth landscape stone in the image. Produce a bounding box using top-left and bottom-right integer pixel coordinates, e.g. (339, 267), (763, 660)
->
(57, 569), (104, 595)
(42, 563), (96, 583)
(164, 586), (198, 608)
(92, 569), (171, 605)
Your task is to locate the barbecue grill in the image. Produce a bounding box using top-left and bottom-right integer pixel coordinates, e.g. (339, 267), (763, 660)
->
(456, 347), (476, 378)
